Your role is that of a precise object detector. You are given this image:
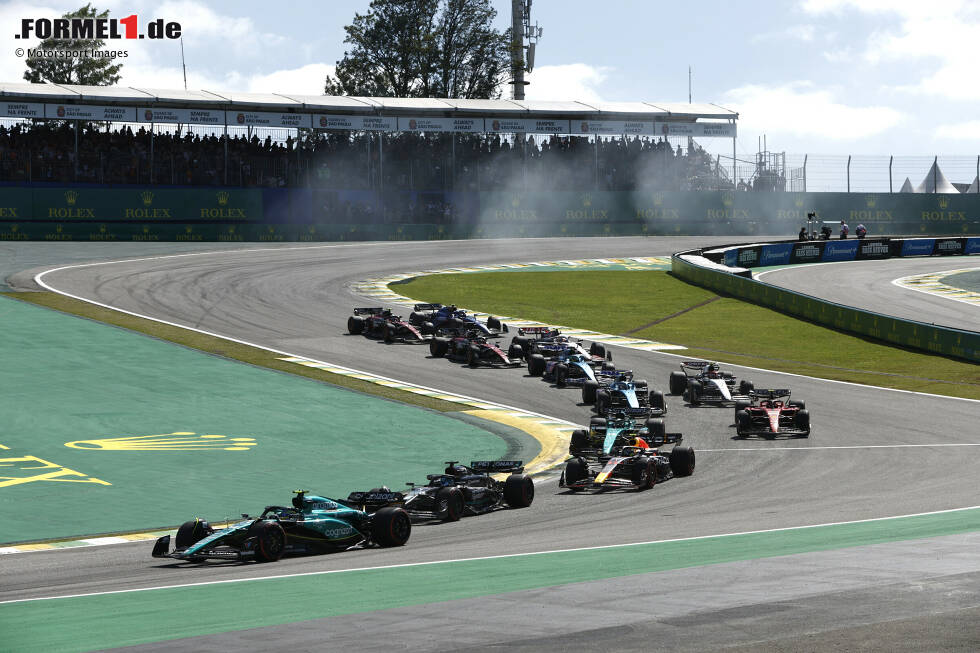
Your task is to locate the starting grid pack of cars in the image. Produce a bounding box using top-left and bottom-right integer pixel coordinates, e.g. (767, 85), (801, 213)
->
(153, 303), (809, 564)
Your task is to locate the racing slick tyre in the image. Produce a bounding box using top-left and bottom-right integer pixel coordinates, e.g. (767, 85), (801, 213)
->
(734, 400), (751, 423)
(253, 521), (286, 562)
(589, 417), (607, 429)
(631, 457), (656, 490)
(347, 316), (364, 335)
(735, 410), (751, 437)
(563, 457), (588, 491)
(687, 380), (702, 406)
(555, 364), (569, 388)
(570, 429), (589, 452)
(372, 507), (412, 546)
(430, 337), (449, 357)
(528, 353), (546, 376)
(582, 380), (599, 404)
(467, 346), (480, 368)
(175, 518), (213, 549)
(383, 323), (394, 343)
(669, 446), (696, 477)
(595, 390), (610, 415)
(668, 371), (687, 395)
(739, 380), (754, 394)
(421, 321), (435, 336)
(649, 390), (666, 414)
(504, 474), (535, 508)
(486, 316), (502, 331)
(789, 399), (807, 410)
(435, 487), (465, 521)
(644, 418), (666, 442)
(795, 409), (811, 437)
(409, 311), (424, 325)
(507, 343), (524, 360)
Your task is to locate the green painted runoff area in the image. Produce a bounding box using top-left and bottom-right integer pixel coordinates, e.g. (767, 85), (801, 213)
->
(3, 508), (979, 652)
(0, 296), (508, 543)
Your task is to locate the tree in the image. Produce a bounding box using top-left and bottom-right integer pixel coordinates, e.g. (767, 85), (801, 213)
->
(23, 4), (123, 86)
(324, 0), (509, 99)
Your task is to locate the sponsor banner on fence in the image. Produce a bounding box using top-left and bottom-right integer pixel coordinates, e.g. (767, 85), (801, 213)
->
(966, 237), (980, 255)
(856, 238), (892, 260)
(138, 108), (224, 125)
(933, 238), (965, 255)
(396, 116), (484, 133)
(314, 114), (396, 131)
(44, 104), (136, 122)
(574, 120), (654, 135)
(0, 102), (44, 118)
(759, 243), (793, 266)
(25, 188), (262, 222)
(821, 240), (859, 262)
(901, 239), (936, 257)
(654, 122), (736, 138)
(732, 246), (762, 267)
(486, 118), (571, 133)
(790, 241), (824, 263)
(230, 111), (311, 128)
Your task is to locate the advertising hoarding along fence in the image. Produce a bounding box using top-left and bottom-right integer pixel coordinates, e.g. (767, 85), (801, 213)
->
(1, 102), (44, 118)
(138, 108), (224, 125)
(43, 103), (136, 122)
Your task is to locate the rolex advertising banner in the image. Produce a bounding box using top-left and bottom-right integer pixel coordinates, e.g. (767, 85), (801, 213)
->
(23, 188), (264, 222)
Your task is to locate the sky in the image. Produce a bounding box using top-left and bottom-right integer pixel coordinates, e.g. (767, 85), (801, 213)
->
(1, 0), (979, 163)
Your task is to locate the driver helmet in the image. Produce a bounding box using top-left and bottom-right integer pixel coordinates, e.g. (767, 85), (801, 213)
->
(447, 464), (468, 477)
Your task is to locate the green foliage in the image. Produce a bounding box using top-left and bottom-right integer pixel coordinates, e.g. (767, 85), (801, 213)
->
(22, 3), (123, 86)
(324, 0), (510, 98)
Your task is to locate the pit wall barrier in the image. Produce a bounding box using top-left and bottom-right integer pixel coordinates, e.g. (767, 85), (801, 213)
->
(672, 238), (980, 362)
(0, 186), (978, 241)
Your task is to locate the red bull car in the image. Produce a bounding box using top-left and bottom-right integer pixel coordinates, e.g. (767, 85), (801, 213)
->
(734, 389), (810, 438)
(559, 411), (694, 492)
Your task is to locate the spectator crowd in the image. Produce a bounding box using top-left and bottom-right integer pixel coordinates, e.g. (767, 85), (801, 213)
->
(0, 121), (731, 192)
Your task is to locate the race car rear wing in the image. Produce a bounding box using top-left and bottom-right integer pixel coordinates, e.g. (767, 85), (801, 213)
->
(517, 326), (559, 338)
(645, 431), (683, 446)
(413, 303), (443, 311)
(352, 307), (385, 316)
(680, 361), (712, 377)
(750, 389), (791, 400)
(346, 490), (405, 506)
(469, 460), (524, 473)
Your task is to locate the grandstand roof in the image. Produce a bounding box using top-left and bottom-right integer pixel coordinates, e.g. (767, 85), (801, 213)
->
(0, 82), (737, 122)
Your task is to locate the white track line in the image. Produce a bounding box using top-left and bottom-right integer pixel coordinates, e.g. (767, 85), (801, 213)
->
(4, 503), (978, 606)
(892, 267), (980, 307)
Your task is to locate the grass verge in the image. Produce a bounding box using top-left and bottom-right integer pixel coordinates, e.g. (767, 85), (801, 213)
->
(397, 270), (980, 400)
(1, 291), (463, 412)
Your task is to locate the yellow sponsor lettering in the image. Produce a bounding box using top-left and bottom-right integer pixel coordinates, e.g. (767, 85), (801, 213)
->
(0, 455), (110, 487)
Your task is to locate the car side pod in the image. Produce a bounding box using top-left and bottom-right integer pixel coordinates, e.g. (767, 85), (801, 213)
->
(151, 534), (171, 558)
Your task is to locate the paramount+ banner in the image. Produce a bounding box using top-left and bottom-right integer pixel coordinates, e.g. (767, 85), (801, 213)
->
(20, 188), (263, 222)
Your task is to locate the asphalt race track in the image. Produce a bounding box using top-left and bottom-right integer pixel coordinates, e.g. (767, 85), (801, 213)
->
(5, 237), (980, 651)
(758, 256), (980, 331)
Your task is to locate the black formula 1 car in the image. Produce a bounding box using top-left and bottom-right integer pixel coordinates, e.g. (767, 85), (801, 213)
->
(345, 460), (534, 521)
(510, 327), (611, 364)
(151, 490), (410, 563)
(583, 370), (667, 419)
(560, 412), (694, 492)
(734, 389), (810, 438)
(668, 360), (753, 406)
(408, 303), (508, 337)
(347, 307), (430, 343)
(429, 330), (522, 367)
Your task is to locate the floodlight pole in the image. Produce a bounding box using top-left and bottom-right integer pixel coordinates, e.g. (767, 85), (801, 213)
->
(511, 0), (525, 100)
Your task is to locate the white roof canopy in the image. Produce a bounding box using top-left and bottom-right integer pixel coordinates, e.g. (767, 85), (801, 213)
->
(0, 81), (738, 124)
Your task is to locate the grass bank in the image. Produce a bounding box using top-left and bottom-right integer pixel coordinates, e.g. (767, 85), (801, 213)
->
(396, 270), (980, 400)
